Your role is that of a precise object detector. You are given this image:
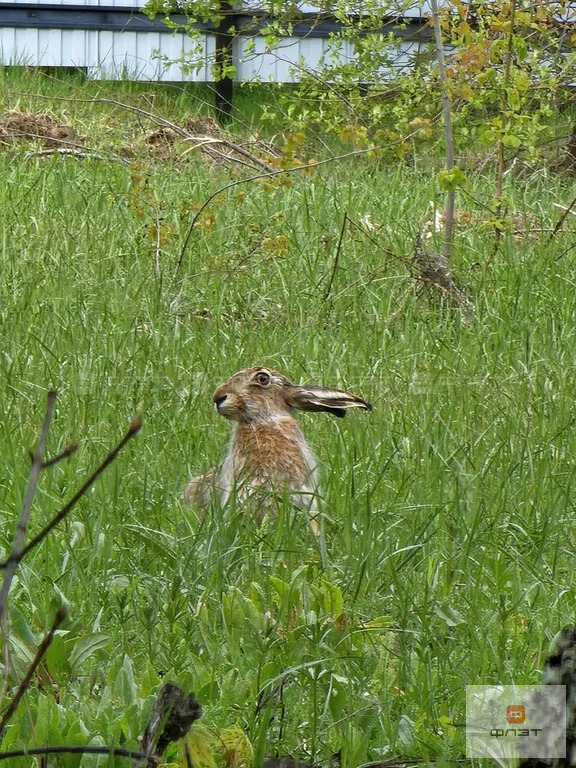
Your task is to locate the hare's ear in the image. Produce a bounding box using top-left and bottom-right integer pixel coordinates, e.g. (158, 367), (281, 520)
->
(288, 386), (372, 418)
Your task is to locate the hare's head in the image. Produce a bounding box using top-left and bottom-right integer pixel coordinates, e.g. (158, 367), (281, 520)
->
(212, 366), (372, 424)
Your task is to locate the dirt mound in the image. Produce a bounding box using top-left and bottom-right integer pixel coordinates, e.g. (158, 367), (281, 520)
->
(0, 111), (81, 148)
(184, 116), (221, 137)
(144, 116), (222, 153)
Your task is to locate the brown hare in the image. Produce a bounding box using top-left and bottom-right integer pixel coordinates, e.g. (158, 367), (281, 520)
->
(184, 366), (372, 531)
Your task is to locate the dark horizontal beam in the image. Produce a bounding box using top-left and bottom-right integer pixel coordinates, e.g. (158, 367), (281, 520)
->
(0, 3), (433, 40)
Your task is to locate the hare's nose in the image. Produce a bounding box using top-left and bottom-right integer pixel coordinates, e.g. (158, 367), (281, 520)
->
(214, 394), (227, 408)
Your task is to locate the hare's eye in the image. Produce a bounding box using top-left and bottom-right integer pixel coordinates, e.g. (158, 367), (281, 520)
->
(255, 371), (271, 386)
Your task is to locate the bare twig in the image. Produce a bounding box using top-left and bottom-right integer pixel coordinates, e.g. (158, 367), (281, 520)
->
(173, 146), (383, 277)
(74, 97), (191, 138)
(489, 0), (517, 263)
(0, 745), (150, 763)
(41, 442), (79, 469)
(495, 0), (517, 203)
(193, 136), (276, 172)
(0, 611), (13, 706)
(430, 0), (456, 261)
(549, 194), (576, 242)
(383, 283), (417, 325)
(347, 218), (407, 263)
(0, 606), (67, 737)
(0, 391), (56, 621)
(0, 416), (142, 570)
(8, 91), (279, 170)
(0, 132), (83, 150)
(555, 241), (576, 262)
(194, 144), (265, 172)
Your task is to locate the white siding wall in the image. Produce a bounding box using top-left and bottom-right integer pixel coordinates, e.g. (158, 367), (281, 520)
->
(241, 0), (432, 16)
(0, 26), (215, 79)
(0, 0), (432, 80)
(0, 26), (424, 80)
(6, 0), (431, 9)
(5, 0), (151, 6)
(234, 36), (423, 82)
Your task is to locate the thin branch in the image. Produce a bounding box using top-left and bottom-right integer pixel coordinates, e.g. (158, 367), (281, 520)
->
(10, 94), (275, 171)
(181, 140), (265, 172)
(173, 146), (385, 277)
(0, 607), (67, 737)
(40, 442), (79, 469)
(0, 391), (56, 621)
(78, 97), (191, 138)
(0, 132), (83, 149)
(495, 0), (517, 202)
(489, 0), (517, 263)
(430, 0), (456, 261)
(0, 745), (150, 763)
(347, 217), (408, 263)
(0, 416), (142, 570)
(199, 147), (264, 172)
(206, 138), (276, 172)
(548, 194), (576, 242)
(555, 241), (576, 262)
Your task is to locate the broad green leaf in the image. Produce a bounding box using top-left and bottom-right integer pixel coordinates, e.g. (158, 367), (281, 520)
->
(114, 654), (138, 705)
(46, 633), (70, 680)
(434, 604), (465, 627)
(8, 633), (36, 666)
(69, 632), (111, 671)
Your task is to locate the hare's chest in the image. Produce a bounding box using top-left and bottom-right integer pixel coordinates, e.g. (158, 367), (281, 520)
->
(220, 421), (318, 491)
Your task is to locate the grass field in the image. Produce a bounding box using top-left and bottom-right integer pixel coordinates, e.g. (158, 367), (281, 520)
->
(1, 66), (576, 768)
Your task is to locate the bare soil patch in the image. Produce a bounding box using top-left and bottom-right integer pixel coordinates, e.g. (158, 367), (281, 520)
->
(0, 111), (81, 148)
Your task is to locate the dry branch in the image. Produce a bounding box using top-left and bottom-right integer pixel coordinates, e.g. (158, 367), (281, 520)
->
(0, 745), (150, 763)
(549, 195), (576, 242)
(68, 97), (277, 171)
(0, 416), (142, 570)
(40, 442), (79, 469)
(173, 145), (382, 277)
(0, 391), (56, 621)
(181, 135), (277, 172)
(0, 606), (67, 738)
(430, 0), (456, 261)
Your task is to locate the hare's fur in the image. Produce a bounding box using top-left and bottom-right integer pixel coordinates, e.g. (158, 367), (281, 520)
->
(185, 366), (371, 528)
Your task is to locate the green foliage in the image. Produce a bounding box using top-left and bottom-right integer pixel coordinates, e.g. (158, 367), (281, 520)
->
(437, 167), (467, 191)
(143, 0), (575, 169)
(0, 67), (576, 767)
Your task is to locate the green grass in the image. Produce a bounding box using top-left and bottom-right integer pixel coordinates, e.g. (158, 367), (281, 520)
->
(1, 66), (576, 768)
